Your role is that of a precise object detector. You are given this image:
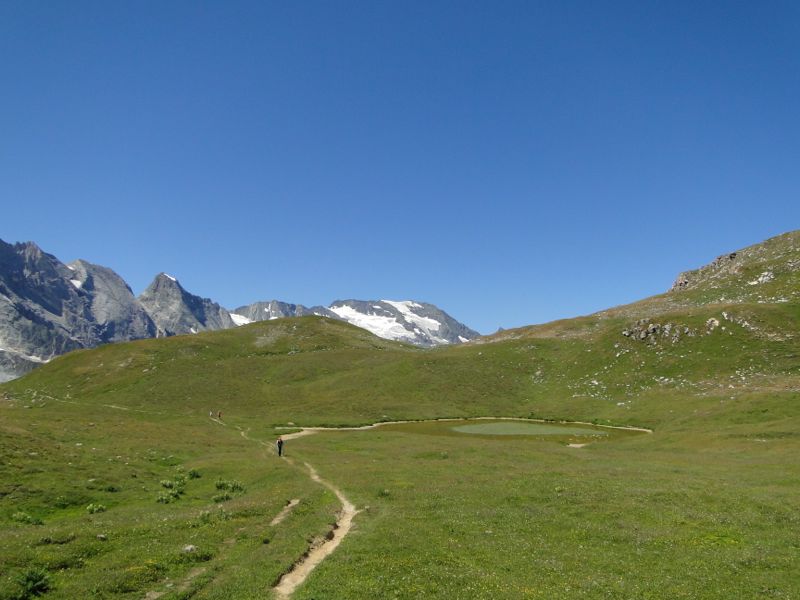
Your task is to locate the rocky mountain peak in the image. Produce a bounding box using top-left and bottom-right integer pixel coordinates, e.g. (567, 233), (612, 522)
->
(138, 273), (234, 337)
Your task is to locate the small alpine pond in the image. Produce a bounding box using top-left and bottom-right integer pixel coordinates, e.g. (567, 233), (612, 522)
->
(377, 419), (647, 444)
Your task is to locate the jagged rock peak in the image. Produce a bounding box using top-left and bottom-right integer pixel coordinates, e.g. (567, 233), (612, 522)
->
(138, 273), (234, 337)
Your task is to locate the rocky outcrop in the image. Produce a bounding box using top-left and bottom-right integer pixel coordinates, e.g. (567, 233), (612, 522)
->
(622, 320), (698, 344)
(671, 252), (739, 292)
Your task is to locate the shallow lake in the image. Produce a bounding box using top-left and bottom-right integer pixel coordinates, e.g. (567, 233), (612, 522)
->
(376, 419), (646, 444)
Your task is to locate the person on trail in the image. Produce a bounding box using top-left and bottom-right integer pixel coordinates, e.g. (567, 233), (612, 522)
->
(276, 437), (284, 457)
(218, 411), (222, 420)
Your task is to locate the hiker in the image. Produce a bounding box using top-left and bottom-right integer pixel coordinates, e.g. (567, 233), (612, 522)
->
(218, 411), (222, 420)
(276, 437), (284, 457)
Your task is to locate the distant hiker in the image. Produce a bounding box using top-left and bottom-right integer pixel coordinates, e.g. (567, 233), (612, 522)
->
(277, 437), (284, 457)
(218, 411), (222, 420)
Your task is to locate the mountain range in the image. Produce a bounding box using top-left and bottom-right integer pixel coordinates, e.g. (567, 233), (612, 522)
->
(0, 239), (479, 382)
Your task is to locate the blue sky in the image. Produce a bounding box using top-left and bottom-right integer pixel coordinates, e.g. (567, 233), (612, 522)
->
(1, 1), (798, 334)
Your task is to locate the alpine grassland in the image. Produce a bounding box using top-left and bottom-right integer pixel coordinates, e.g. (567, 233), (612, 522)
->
(1, 231), (799, 598)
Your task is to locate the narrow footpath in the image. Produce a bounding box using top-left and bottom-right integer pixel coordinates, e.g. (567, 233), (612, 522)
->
(228, 424), (360, 598)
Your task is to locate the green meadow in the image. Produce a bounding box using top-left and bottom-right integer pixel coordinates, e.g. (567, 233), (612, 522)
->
(2, 232), (799, 598)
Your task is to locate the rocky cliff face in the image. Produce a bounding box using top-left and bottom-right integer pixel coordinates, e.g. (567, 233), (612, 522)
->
(0, 241), (154, 382)
(67, 259), (156, 342)
(138, 273), (235, 337)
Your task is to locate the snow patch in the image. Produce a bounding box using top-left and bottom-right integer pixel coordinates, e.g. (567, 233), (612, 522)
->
(458, 336), (469, 343)
(329, 304), (417, 342)
(382, 300), (447, 344)
(70, 279), (83, 289)
(0, 347), (52, 364)
(230, 313), (253, 326)
(163, 273), (177, 282)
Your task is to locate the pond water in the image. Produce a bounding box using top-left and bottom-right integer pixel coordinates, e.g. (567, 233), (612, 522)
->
(376, 419), (646, 444)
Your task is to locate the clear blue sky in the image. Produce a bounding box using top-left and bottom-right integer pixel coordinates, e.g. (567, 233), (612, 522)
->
(1, 2), (798, 334)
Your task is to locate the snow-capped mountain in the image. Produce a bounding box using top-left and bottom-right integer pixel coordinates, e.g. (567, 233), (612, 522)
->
(232, 299), (479, 347)
(328, 300), (477, 347)
(0, 237), (480, 381)
(138, 273), (235, 337)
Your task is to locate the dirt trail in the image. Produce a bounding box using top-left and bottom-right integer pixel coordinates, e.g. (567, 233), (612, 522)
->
(270, 498), (300, 526)
(229, 425), (359, 598)
(273, 456), (359, 599)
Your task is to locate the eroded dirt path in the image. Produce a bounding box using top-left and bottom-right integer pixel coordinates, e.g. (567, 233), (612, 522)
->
(270, 498), (301, 526)
(228, 426), (359, 598)
(273, 453), (359, 599)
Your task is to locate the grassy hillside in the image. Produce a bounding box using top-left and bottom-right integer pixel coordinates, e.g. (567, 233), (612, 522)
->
(1, 232), (799, 598)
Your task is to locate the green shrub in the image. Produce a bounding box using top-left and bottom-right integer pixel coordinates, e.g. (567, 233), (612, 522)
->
(193, 510), (213, 526)
(214, 479), (245, 493)
(52, 492), (91, 509)
(212, 492), (231, 503)
(14, 568), (51, 598)
(108, 561), (165, 593)
(187, 469), (201, 479)
(85, 503), (106, 514)
(156, 489), (182, 504)
(11, 512), (43, 526)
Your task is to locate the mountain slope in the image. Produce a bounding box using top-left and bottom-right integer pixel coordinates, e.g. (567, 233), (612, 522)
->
(488, 229), (800, 343)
